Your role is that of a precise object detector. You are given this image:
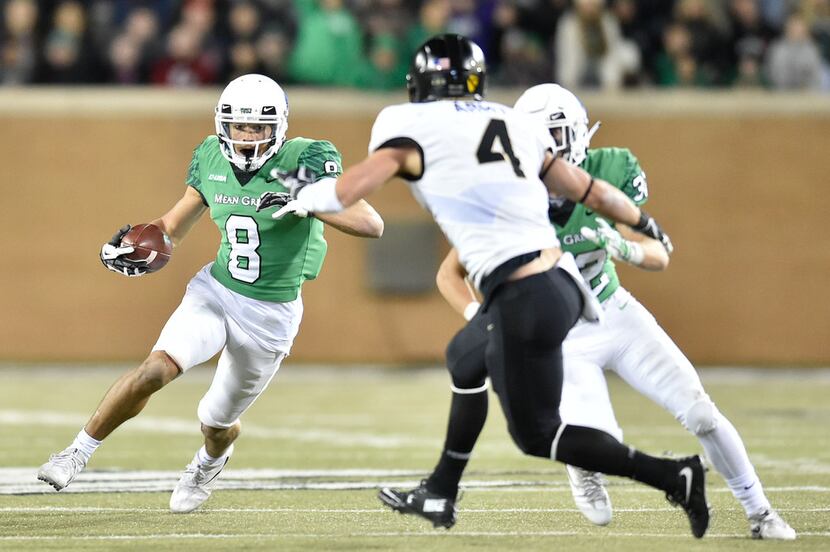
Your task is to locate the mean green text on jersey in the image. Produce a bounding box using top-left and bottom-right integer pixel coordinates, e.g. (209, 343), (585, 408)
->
(186, 135), (342, 302)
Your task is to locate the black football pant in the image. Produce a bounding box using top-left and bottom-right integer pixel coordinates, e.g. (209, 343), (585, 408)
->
(483, 267), (680, 489)
(485, 267), (579, 456)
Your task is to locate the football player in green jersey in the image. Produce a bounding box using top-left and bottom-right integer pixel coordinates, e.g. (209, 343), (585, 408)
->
(378, 83), (795, 540)
(37, 74), (384, 513)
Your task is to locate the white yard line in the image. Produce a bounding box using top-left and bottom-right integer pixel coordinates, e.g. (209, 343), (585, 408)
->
(0, 409), (432, 448)
(2, 506), (828, 513)
(1, 531), (829, 541)
(3, 465), (830, 495)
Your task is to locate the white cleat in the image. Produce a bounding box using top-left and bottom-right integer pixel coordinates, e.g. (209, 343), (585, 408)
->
(37, 447), (87, 491)
(566, 465), (612, 526)
(169, 445), (233, 513)
(749, 508), (796, 540)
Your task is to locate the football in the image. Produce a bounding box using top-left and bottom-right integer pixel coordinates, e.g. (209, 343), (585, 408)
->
(120, 223), (173, 273)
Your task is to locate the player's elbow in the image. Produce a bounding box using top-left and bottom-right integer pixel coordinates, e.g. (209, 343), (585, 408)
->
(436, 253), (460, 291)
(435, 264), (450, 291)
(357, 201), (384, 238)
(343, 205), (384, 238)
(651, 249), (670, 271)
(364, 212), (384, 238)
(585, 182), (639, 227)
(581, 183), (608, 213)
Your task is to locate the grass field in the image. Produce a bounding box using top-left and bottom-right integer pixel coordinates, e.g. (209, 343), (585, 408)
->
(0, 365), (828, 551)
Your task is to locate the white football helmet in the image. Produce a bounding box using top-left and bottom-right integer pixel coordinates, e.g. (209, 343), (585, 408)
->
(514, 83), (599, 166)
(215, 74), (289, 172)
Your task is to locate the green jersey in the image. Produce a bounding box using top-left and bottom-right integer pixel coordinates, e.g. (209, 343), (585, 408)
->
(186, 136), (342, 302)
(549, 148), (648, 303)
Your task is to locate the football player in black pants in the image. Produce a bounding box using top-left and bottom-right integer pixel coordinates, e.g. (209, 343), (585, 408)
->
(270, 34), (710, 538)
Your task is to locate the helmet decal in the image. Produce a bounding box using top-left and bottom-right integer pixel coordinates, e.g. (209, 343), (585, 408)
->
(407, 34), (487, 103)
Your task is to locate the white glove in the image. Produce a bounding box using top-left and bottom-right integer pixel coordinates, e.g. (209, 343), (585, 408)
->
(272, 178), (343, 220)
(580, 219), (645, 266)
(272, 199), (310, 219)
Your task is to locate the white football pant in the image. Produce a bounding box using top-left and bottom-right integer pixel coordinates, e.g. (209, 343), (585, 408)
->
(560, 287), (770, 516)
(153, 264), (301, 428)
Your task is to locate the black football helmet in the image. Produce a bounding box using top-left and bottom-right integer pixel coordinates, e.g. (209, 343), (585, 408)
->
(406, 34), (486, 103)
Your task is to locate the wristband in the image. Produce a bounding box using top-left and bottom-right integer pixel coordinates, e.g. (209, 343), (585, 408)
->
(295, 177), (344, 213)
(633, 211), (652, 232)
(578, 177), (595, 204)
(626, 241), (645, 266)
(463, 301), (481, 321)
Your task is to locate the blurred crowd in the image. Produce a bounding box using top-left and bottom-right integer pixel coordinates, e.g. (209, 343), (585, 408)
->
(2, 0), (830, 91)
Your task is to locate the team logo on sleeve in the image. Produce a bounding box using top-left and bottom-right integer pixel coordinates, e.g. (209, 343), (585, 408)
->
(323, 160), (340, 174)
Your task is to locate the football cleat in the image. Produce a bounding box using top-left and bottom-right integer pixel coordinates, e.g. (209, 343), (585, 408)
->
(566, 465), (612, 526)
(37, 447), (87, 491)
(749, 508), (796, 540)
(169, 445), (233, 513)
(665, 455), (710, 538)
(378, 481), (457, 529)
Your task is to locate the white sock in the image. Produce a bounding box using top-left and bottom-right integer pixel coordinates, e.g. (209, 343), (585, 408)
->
(727, 471), (770, 517)
(71, 429), (101, 463)
(196, 446), (222, 466)
(697, 413), (770, 517)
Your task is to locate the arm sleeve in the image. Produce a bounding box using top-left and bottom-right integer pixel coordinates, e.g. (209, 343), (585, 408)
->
(368, 106), (417, 154)
(184, 141), (209, 206)
(185, 144), (201, 190)
(367, 105), (424, 180)
(618, 149), (649, 207)
(297, 140), (344, 180)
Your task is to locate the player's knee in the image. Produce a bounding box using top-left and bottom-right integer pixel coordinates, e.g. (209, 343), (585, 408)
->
(683, 399), (719, 436)
(449, 365), (487, 391)
(509, 428), (552, 458)
(133, 352), (179, 394)
(446, 339), (487, 390)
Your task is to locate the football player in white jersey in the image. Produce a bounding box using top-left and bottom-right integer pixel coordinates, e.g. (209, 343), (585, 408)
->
(263, 34), (709, 537)
(516, 84), (794, 539)
(374, 84), (796, 540)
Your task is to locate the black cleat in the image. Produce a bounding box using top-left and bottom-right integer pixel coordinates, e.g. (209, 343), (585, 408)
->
(378, 481), (457, 529)
(666, 455), (710, 538)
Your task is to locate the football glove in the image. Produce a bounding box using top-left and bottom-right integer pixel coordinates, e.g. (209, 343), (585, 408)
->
(272, 199), (311, 219)
(265, 166), (321, 219)
(271, 175), (343, 220)
(255, 191), (291, 212)
(273, 165), (317, 200)
(100, 224), (148, 277)
(580, 219), (645, 266)
(632, 210), (674, 254)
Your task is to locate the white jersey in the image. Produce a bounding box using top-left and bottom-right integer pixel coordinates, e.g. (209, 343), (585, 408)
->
(368, 100), (559, 288)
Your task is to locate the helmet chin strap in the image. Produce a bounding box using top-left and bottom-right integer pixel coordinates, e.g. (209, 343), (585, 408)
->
(587, 121), (601, 142)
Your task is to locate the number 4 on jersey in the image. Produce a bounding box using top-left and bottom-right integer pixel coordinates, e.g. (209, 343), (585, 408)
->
(477, 119), (525, 177)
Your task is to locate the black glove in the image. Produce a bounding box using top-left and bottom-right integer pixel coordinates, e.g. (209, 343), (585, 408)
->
(632, 211), (674, 254)
(99, 224), (149, 277)
(256, 191), (291, 212)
